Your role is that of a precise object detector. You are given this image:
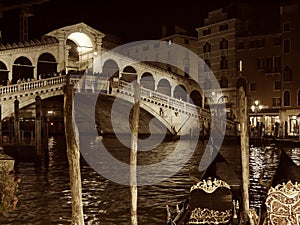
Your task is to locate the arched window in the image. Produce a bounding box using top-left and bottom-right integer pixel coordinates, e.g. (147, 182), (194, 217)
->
(283, 66), (292, 82)
(283, 39), (291, 53)
(219, 38), (228, 50)
(203, 42), (211, 53)
(220, 76), (228, 88)
(204, 59), (211, 72)
(283, 90), (290, 106)
(220, 56), (228, 69)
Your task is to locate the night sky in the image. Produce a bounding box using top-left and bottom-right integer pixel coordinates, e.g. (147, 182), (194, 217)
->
(0, 0), (281, 44)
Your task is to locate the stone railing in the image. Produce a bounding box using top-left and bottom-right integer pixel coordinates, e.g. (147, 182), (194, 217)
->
(118, 80), (210, 119)
(0, 76), (66, 95)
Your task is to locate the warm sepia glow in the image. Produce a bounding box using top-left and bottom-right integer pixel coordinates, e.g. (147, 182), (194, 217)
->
(68, 32), (93, 54)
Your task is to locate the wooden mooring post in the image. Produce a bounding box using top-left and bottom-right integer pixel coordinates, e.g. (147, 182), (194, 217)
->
(130, 83), (141, 225)
(35, 96), (42, 167)
(14, 99), (20, 157)
(239, 86), (250, 221)
(64, 82), (84, 225)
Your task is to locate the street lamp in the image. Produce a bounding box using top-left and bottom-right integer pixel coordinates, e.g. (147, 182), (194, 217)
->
(251, 100), (263, 113)
(251, 100), (263, 137)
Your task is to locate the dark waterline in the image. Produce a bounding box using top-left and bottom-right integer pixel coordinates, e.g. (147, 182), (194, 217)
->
(0, 135), (285, 224)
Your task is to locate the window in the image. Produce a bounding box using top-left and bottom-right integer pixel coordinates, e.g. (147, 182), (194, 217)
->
(220, 76), (228, 88)
(283, 39), (291, 53)
(204, 59), (211, 72)
(283, 66), (292, 82)
(257, 58), (264, 70)
(220, 56), (228, 69)
(256, 39), (265, 48)
(283, 23), (290, 32)
(274, 80), (281, 90)
(248, 40), (255, 48)
(237, 41), (245, 49)
(238, 60), (243, 71)
(249, 82), (256, 92)
(184, 39), (189, 45)
(265, 57), (273, 73)
(289, 116), (298, 133)
(283, 90), (290, 106)
(272, 97), (281, 107)
(219, 23), (228, 31)
(273, 37), (281, 46)
(203, 28), (211, 36)
(219, 38), (228, 50)
(274, 56), (281, 72)
(203, 42), (211, 53)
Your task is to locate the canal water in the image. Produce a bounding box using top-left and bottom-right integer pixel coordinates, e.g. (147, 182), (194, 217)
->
(0, 134), (291, 225)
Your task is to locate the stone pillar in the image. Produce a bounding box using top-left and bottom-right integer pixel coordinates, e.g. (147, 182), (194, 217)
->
(35, 96), (42, 164)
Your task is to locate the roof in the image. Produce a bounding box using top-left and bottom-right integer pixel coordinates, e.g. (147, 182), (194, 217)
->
(0, 36), (58, 51)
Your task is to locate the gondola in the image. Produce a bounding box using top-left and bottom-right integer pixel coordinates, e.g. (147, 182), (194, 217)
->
(166, 150), (242, 225)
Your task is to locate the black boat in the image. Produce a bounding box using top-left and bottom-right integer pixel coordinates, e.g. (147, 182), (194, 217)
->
(166, 177), (240, 225)
(166, 149), (242, 225)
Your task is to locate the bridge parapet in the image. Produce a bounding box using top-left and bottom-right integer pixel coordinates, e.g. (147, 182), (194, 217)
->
(0, 76), (66, 119)
(0, 76), (66, 96)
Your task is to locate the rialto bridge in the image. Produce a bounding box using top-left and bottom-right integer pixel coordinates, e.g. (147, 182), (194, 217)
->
(0, 22), (236, 137)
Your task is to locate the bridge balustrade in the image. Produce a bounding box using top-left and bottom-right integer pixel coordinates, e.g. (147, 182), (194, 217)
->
(0, 76), (66, 95)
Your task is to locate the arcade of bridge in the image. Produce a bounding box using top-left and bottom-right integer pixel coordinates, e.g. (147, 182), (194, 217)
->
(0, 22), (210, 107)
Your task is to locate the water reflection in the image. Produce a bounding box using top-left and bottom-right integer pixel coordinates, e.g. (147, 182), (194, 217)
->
(0, 135), (288, 224)
(249, 145), (280, 210)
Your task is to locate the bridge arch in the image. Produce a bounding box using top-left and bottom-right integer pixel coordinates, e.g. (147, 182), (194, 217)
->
(12, 56), (34, 84)
(140, 72), (155, 90)
(66, 31), (95, 72)
(189, 90), (202, 107)
(121, 66), (137, 82)
(0, 61), (8, 86)
(102, 59), (120, 79)
(173, 85), (187, 101)
(157, 78), (171, 96)
(37, 53), (58, 79)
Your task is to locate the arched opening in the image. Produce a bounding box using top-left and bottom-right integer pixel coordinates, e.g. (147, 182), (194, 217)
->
(283, 90), (290, 106)
(67, 32), (94, 73)
(203, 42), (211, 53)
(173, 85), (187, 101)
(189, 90), (202, 107)
(102, 59), (119, 79)
(0, 61), (8, 86)
(12, 56), (34, 84)
(66, 39), (80, 72)
(220, 76), (228, 88)
(37, 53), (57, 79)
(120, 66), (137, 82)
(157, 78), (171, 96)
(283, 66), (292, 82)
(236, 77), (247, 93)
(140, 72), (155, 90)
(220, 38), (228, 49)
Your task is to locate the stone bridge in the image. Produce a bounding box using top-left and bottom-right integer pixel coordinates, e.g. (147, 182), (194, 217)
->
(0, 75), (220, 136)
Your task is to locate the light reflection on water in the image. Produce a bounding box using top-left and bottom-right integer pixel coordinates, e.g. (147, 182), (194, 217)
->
(0, 135), (287, 224)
